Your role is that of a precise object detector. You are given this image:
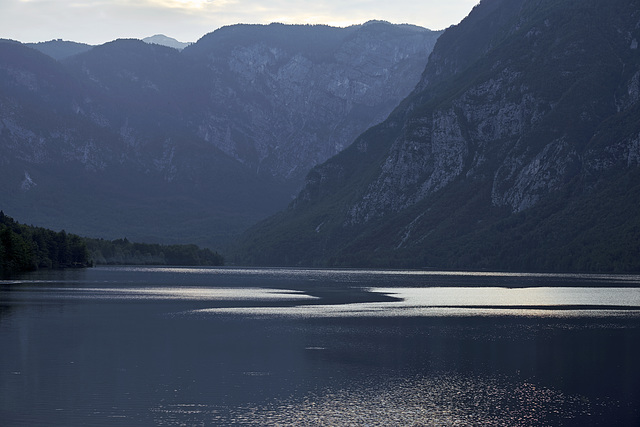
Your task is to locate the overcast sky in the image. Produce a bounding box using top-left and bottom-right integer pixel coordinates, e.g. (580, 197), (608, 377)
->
(1, 0), (479, 45)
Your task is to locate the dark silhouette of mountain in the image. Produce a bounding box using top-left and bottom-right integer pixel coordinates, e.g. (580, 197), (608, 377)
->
(26, 39), (93, 60)
(231, 0), (640, 272)
(0, 23), (440, 249)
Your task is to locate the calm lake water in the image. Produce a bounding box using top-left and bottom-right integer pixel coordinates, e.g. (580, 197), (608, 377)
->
(1, 266), (640, 426)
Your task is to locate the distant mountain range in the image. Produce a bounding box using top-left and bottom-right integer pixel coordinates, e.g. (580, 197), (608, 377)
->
(0, 22), (440, 248)
(231, 0), (640, 272)
(24, 34), (191, 61)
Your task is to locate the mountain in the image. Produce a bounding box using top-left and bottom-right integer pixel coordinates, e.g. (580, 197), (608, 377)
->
(231, 0), (640, 272)
(0, 39), (297, 247)
(181, 22), (440, 179)
(143, 34), (191, 50)
(0, 23), (440, 248)
(26, 39), (93, 60)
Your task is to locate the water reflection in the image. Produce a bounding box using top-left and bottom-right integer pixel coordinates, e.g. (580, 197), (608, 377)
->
(191, 287), (640, 318)
(2, 286), (317, 302)
(218, 373), (598, 426)
(380, 287), (640, 306)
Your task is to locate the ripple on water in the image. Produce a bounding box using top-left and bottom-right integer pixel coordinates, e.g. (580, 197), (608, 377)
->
(151, 373), (605, 426)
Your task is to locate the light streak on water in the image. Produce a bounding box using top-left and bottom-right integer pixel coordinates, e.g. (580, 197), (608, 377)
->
(6, 286), (317, 301)
(189, 287), (640, 318)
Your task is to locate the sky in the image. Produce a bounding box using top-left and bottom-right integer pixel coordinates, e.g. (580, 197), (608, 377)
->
(0, 0), (479, 45)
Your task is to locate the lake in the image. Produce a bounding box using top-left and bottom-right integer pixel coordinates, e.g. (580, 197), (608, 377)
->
(1, 266), (640, 426)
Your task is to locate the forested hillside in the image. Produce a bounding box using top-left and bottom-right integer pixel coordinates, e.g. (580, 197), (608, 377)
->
(0, 211), (225, 275)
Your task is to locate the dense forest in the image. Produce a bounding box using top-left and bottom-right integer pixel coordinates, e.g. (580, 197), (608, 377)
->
(0, 210), (91, 274)
(85, 237), (224, 266)
(0, 211), (224, 276)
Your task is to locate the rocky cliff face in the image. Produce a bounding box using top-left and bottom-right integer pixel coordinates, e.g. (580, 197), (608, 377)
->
(348, 0), (640, 221)
(233, 0), (640, 271)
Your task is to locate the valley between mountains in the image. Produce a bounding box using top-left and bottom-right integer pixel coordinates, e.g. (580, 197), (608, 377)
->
(1, 21), (439, 249)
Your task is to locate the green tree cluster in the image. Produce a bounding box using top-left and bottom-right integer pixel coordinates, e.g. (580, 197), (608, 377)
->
(0, 211), (91, 275)
(85, 237), (224, 266)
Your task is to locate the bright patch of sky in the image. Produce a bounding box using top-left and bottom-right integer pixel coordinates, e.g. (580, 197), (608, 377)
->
(1, 0), (478, 45)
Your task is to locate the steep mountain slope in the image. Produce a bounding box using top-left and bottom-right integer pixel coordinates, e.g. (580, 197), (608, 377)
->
(0, 23), (439, 248)
(0, 40), (282, 246)
(232, 0), (640, 272)
(183, 22), (440, 179)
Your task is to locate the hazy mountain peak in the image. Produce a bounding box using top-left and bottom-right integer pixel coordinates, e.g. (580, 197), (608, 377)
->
(142, 34), (191, 50)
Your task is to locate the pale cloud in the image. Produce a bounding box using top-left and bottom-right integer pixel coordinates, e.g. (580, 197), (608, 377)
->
(141, 0), (236, 10)
(0, 0), (478, 45)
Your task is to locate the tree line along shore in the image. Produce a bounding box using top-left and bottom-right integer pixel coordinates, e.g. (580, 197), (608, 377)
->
(0, 211), (223, 275)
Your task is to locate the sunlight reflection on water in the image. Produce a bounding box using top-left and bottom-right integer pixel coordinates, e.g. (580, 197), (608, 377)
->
(152, 373), (597, 426)
(78, 266), (640, 285)
(3, 267), (640, 426)
(190, 287), (640, 318)
(4, 286), (317, 301)
(378, 287), (640, 307)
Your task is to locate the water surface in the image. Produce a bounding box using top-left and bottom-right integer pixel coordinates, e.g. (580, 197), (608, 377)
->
(1, 267), (639, 425)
